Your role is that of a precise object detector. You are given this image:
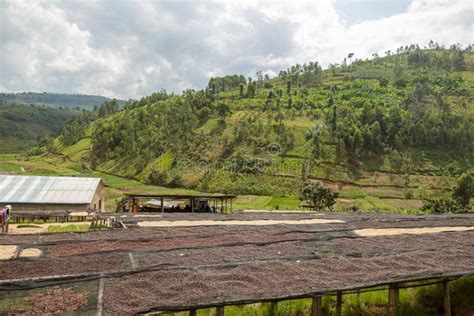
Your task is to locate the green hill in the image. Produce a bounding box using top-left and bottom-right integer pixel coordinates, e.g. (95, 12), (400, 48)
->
(0, 92), (125, 110)
(0, 102), (81, 152)
(2, 47), (473, 211)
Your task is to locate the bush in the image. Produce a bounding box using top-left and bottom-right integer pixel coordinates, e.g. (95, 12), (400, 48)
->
(300, 182), (339, 211)
(421, 198), (470, 213)
(148, 168), (168, 186)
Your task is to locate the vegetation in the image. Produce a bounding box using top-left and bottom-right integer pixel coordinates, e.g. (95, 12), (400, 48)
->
(421, 172), (473, 213)
(300, 183), (339, 210)
(4, 44), (474, 212)
(452, 171), (473, 207)
(47, 224), (90, 233)
(0, 101), (80, 152)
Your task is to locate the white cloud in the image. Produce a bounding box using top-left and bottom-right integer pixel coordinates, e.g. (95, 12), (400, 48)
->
(0, 0), (472, 99)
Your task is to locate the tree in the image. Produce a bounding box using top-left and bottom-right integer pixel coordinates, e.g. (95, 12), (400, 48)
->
(247, 81), (256, 98)
(421, 199), (460, 214)
(328, 96), (336, 137)
(239, 83), (244, 98)
(98, 99), (119, 118)
(305, 125), (323, 159)
(452, 50), (465, 71)
(453, 172), (473, 207)
(300, 183), (339, 211)
(287, 80), (291, 95)
(217, 103), (231, 118)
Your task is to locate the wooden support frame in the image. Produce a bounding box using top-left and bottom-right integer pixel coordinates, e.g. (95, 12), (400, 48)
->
(215, 306), (224, 316)
(443, 280), (451, 316)
(387, 283), (399, 316)
(335, 291), (342, 316)
(311, 296), (322, 316)
(269, 301), (278, 316)
(148, 273), (471, 315)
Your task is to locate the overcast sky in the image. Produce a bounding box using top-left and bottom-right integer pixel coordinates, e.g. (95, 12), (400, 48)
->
(1, 0), (472, 99)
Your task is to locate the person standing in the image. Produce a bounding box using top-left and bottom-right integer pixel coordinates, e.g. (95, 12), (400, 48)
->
(1, 205), (11, 233)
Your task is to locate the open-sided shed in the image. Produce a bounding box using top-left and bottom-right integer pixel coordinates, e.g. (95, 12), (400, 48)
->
(125, 193), (236, 213)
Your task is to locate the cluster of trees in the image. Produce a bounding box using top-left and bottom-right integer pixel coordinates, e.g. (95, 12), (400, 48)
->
(278, 61), (322, 86)
(124, 89), (171, 110)
(91, 97), (197, 169)
(406, 48), (466, 71)
(208, 75), (247, 93)
(325, 100), (473, 157)
(59, 99), (120, 145)
(422, 172), (472, 213)
(229, 113), (295, 158)
(0, 101), (79, 144)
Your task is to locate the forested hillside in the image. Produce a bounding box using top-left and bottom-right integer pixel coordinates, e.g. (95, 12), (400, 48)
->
(0, 102), (80, 152)
(17, 46), (474, 211)
(0, 92), (125, 110)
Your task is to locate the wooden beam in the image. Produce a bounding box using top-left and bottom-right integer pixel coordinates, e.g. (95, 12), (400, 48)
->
(444, 280), (451, 316)
(160, 197), (164, 214)
(191, 197), (194, 213)
(335, 291), (342, 316)
(269, 301), (277, 316)
(311, 296), (322, 316)
(215, 306), (224, 316)
(387, 283), (399, 316)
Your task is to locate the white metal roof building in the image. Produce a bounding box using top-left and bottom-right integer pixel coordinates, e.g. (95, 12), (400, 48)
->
(0, 175), (105, 211)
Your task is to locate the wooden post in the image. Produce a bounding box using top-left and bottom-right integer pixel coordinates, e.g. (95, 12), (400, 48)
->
(444, 280), (451, 316)
(230, 198), (233, 213)
(387, 283), (399, 316)
(336, 291), (342, 316)
(215, 306), (224, 316)
(189, 309), (197, 316)
(269, 301), (277, 316)
(160, 197), (164, 213)
(311, 296), (322, 316)
(191, 197), (194, 213)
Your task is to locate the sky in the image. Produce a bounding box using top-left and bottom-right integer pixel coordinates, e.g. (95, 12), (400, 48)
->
(0, 0), (472, 100)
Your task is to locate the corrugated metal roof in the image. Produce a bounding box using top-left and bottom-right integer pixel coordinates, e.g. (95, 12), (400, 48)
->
(0, 175), (102, 204)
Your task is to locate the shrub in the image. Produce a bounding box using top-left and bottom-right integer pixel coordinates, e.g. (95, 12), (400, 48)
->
(300, 182), (339, 211)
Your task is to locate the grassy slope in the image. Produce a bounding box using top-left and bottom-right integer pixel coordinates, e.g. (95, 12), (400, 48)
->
(1, 50), (473, 211)
(0, 102), (80, 152)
